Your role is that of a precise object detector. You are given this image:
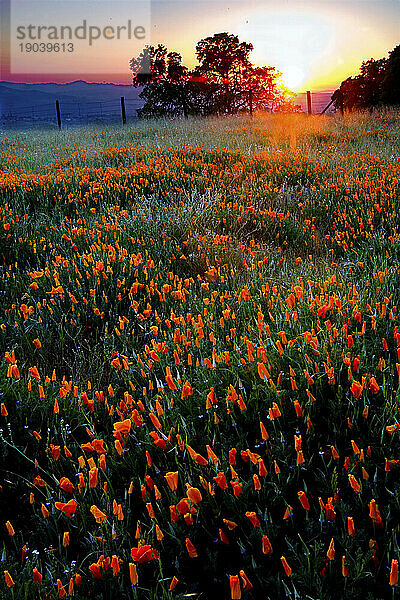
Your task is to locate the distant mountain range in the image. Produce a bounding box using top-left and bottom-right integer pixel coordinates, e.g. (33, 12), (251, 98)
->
(0, 80), (143, 125)
(0, 80), (335, 126)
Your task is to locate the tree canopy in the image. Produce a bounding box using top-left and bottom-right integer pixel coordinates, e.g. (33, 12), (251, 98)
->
(195, 32), (253, 82)
(130, 45), (188, 86)
(130, 33), (296, 118)
(333, 44), (400, 111)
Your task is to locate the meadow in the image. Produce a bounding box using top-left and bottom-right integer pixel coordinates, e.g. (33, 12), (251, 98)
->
(1, 111), (400, 600)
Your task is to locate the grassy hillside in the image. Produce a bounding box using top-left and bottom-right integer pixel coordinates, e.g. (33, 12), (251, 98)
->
(1, 111), (400, 599)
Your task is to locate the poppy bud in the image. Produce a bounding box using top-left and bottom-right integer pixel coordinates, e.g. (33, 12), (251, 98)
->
(219, 528), (230, 544)
(298, 491), (310, 511)
(327, 538), (335, 560)
(165, 472), (179, 491)
(169, 575), (178, 591)
(4, 571), (15, 588)
(5, 521), (14, 536)
(347, 517), (355, 536)
(185, 538), (198, 558)
(281, 556), (292, 577)
(239, 570), (252, 591)
(342, 555), (349, 577)
(262, 535), (273, 555)
(170, 505), (179, 522)
(348, 474), (361, 493)
(229, 574), (241, 599)
(214, 472), (228, 489)
(390, 559), (398, 586)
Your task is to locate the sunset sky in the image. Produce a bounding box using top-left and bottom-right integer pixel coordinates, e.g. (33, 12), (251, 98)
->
(1, 0), (399, 91)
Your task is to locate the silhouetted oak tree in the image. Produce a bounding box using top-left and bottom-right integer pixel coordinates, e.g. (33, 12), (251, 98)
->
(131, 33), (296, 118)
(333, 44), (400, 111)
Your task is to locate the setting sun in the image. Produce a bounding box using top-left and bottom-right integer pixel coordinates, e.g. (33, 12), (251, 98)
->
(281, 65), (305, 91)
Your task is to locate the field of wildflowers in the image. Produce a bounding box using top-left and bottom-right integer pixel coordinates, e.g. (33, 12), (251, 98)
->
(1, 111), (400, 599)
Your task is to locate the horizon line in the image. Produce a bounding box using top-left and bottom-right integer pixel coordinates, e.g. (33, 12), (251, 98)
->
(0, 79), (338, 93)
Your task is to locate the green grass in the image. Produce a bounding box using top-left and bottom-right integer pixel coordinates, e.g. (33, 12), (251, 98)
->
(0, 110), (400, 600)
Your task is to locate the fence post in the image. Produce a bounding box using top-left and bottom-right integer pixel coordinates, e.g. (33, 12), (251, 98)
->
(55, 100), (62, 129)
(306, 91), (312, 116)
(121, 96), (127, 125)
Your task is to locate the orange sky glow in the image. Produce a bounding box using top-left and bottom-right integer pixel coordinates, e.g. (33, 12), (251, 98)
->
(1, 0), (399, 91)
(151, 0), (400, 92)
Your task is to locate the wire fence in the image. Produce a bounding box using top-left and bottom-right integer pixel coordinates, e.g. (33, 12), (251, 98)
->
(294, 92), (335, 114)
(0, 91), (336, 129)
(1, 98), (143, 128)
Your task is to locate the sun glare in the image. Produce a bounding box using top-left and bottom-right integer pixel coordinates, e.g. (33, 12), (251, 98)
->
(281, 66), (305, 92)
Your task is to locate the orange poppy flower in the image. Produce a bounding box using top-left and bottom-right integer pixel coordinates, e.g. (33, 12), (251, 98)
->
(165, 471), (179, 491)
(219, 528), (230, 544)
(90, 505), (107, 523)
(60, 477), (75, 494)
(170, 505), (179, 522)
(182, 381), (193, 399)
(223, 519), (238, 530)
(130, 545), (159, 563)
(327, 538), (335, 560)
(260, 421), (269, 440)
(89, 563), (102, 579)
(262, 535), (273, 555)
(92, 439), (106, 454)
(113, 419), (131, 435)
(258, 459), (267, 477)
(111, 555), (120, 576)
(350, 380), (363, 399)
(169, 576), (178, 591)
(257, 362), (270, 381)
(390, 559), (398, 586)
(283, 505), (293, 520)
(347, 517), (355, 536)
(5, 521), (14, 536)
(4, 571), (15, 588)
(342, 555), (349, 577)
(281, 556), (292, 577)
(369, 377), (380, 394)
(230, 480), (243, 498)
(129, 563), (138, 585)
(185, 538), (198, 558)
(239, 570), (252, 591)
(298, 491), (310, 511)
(55, 499), (77, 517)
(32, 568), (43, 584)
(176, 498), (191, 514)
(253, 474), (261, 490)
(214, 472), (228, 489)
(166, 366), (178, 391)
(245, 511), (260, 527)
(187, 487), (202, 503)
(348, 474), (361, 493)
(331, 445), (339, 460)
